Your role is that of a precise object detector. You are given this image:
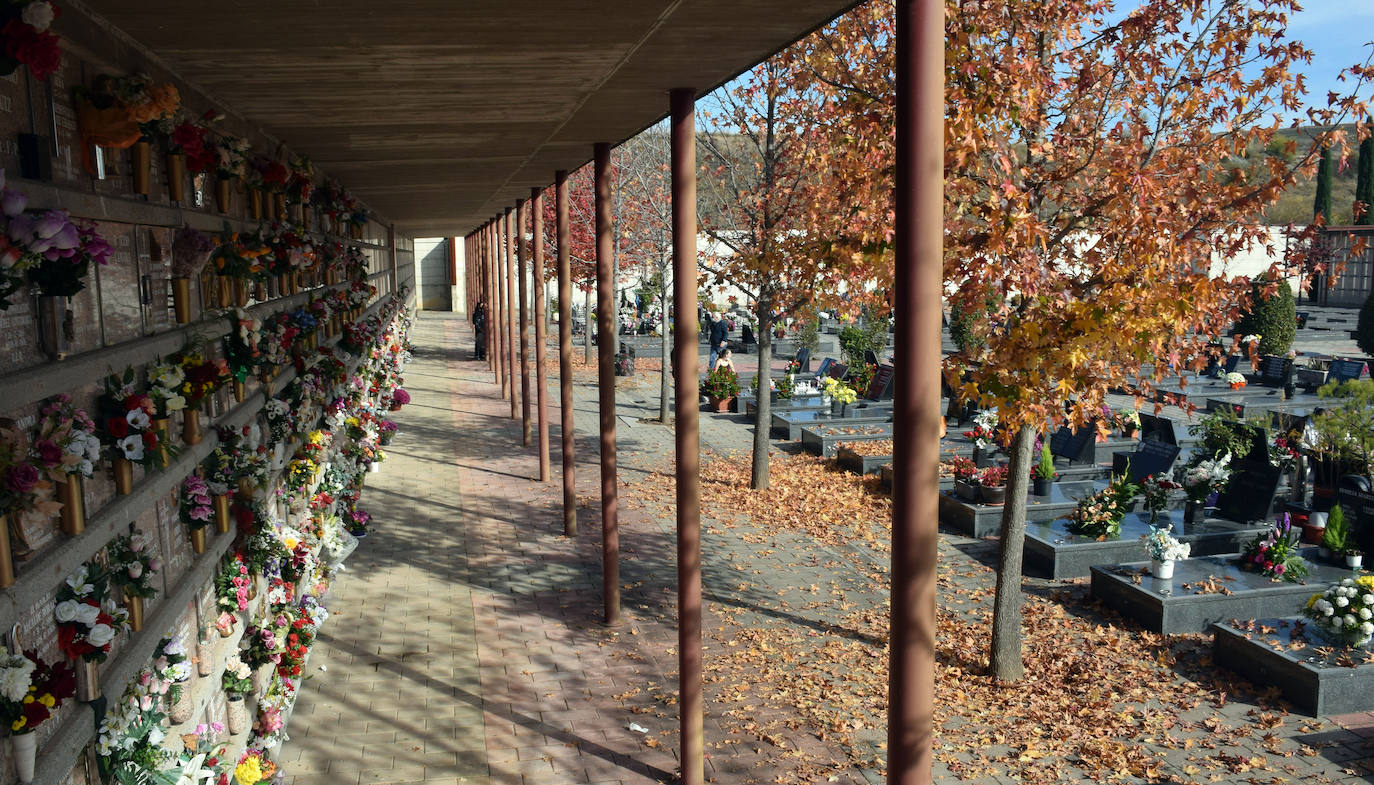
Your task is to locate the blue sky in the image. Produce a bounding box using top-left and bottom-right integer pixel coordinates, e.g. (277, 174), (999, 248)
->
(1277, 0), (1374, 114)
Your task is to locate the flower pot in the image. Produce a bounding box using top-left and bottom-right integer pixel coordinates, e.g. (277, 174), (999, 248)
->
(389, 401), (402, 412)
(183, 409), (202, 446)
(166, 153), (187, 202)
(132, 140), (151, 195)
(171, 276), (192, 324)
(36, 294), (72, 361)
(12, 730), (36, 783)
(213, 494), (231, 534)
(75, 658), (99, 702)
(1183, 500), (1199, 525)
(216, 176), (232, 214)
(237, 476), (255, 500)
(254, 281), (266, 301)
(274, 193), (287, 221)
(226, 694), (249, 734)
(1032, 477), (1054, 497)
(1151, 559), (1175, 580)
(979, 485), (1007, 506)
(1348, 554), (1364, 569)
(707, 394), (734, 412)
(369, 461), (381, 474)
(1121, 426), (1137, 439)
(167, 685), (194, 724)
(216, 276), (231, 308)
(196, 640), (213, 676)
(1300, 523), (1326, 545)
(233, 278), (248, 308)
(218, 622), (234, 639)
(57, 474), (85, 536)
(113, 456), (134, 495)
(123, 591), (144, 632)
(233, 379), (246, 403)
(189, 527), (207, 555)
(953, 479), (978, 501)
(249, 188), (263, 220)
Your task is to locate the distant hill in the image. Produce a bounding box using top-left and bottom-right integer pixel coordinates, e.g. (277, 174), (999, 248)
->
(1262, 124), (1364, 226)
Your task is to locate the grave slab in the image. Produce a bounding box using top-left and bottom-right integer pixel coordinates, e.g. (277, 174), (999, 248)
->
(770, 409), (892, 440)
(1090, 549), (1357, 634)
(939, 480), (1104, 538)
(801, 424), (893, 457)
(1025, 510), (1266, 580)
(835, 446), (892, 475)
(1212, 617), (1374, 716)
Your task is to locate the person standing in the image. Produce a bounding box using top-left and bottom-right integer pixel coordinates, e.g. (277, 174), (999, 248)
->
(708, 311), (729, 370)
(472, 299), (487, 360)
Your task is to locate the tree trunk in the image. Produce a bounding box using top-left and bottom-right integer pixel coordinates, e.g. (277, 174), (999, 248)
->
(659, 292), (671, 422)
(751, 307), (773, 490)
(990, 424), (1037, 682)
(584, 288), (593, 364)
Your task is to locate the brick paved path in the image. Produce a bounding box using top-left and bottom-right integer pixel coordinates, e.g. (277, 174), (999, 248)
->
(282, 312), (1374, 785)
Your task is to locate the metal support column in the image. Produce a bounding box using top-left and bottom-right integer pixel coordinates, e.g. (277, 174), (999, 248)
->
(518, 199), (532, 445)
(532, 187), (551, 481)
(505, 208), (519, 420)
(594, 142), (620, 626)
(556, 171), (577, 535)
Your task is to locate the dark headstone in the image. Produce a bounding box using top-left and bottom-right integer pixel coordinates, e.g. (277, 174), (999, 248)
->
(814, 357), (834, 378)
(1215, 462), (1281, 523)
(829, 362), (848, 380)
(1205, 398), (1245, 418)
(1050, 425), (1096, 464)
(1328, 358), (1368, 385)
(1112, 439), (1181, 481)
(1337, 486), (1374, 556)
(793, 346), (811, 374)
(1296, 311), (1308, 328)
(863, 349), (879, 367)
(1138, 413), (1177, 446)
(1223, 355), (1241, 374)
(1255, 355), (1292, 387)
(865, 364), (895, 401)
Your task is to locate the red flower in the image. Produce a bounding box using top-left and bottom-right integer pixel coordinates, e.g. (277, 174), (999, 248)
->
(106, 417), (129, 439)
(142, 431), (158, 448)
(2, 19), (61, 80)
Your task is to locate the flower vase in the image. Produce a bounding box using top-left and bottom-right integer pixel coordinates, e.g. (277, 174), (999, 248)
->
(113, 456), (134, 495)
(233, 278), (248, 308)
(1348, 553), (1364, 570)
(1183, 500), (1199, 525)
(254, 281), (266, 301)
(274, 193), (287, 221)
(213, 494), (231, 534)
(183, 409), (202, 445)
(215, 176), (232, 214)
(36, 295), (72, 361)
(151, 418), (171, 468)
(1150, 559), (1175, 580)
(132, 141), (152, 194)
(166, 685), (194, 724)
(233, 379), (246, 403)
(369, 461), (381, 474)
(953, 479), (978, 502)
(57, 474), (85, 536)
(0, 514), (11, 589)
(189, 527), (207, 555)
(11, 731), (36, 783)
(75, 658), (100, 701)
(226, 694), (248, 734)
(972, 447), (992, 468)
(123, 591), (144, 632)
(252, 664), (271, 694)
(171, 277), (192, 324)
(165, 153), (187, 202)
(249, 189), (263, 220)
(196, 640), (213, 676)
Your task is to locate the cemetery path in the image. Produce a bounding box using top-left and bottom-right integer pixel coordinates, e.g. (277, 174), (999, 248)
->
(282, 312), (1374, 785)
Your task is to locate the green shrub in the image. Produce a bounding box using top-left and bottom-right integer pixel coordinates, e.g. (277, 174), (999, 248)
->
(837, 320), (887, 367)
(1322, 504), (1349, 553)
(798, 318), (820, 354)
(1234, 276), (1295, 356)
(949, 292), (999, 354)
(703, 366), (741, 399)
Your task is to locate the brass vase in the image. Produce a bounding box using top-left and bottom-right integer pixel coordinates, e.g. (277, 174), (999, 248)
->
(233, 278), (248, 308)
(0, 514), (12, 589)
(216, 176), (232, 213)
(233, 379), (245, 403)
(249, 189), (263, 220)
(237, 476), (254, 500)
(123, 591), (144, 632)
(216, 277), (231, 309)
(171, 277), (192, 324)
(166, 153), (187, 202)
(75, 659), (100, 702)
(274, 193), (287, 221)
(36, 295), (72, 361)
(113, 456), (134, 495)
(254, 281), (266, 301)
(189, 527), (207, 555)
(57, 474), (85, 536)
(132, 141), (151, 195)
(151, 418), (171, 468)
(213, 494), (231, 534)
(183, 409), (202, 446)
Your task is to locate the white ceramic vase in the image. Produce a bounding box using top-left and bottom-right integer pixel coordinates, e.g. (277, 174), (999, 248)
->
(1151, 559), (1175, 580)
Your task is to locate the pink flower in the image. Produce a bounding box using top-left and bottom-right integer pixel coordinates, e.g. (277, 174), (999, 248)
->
(6, 464), (38, 494)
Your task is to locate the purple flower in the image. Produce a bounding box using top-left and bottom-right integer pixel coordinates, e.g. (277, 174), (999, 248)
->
(6, 463), (38, 494)
(1, 188), (26, 218)
(35, 438), (62, 466)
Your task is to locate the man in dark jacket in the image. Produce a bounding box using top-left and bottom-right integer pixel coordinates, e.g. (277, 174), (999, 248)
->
(708, 312), (729, 370)
(472, 300), (487, 360)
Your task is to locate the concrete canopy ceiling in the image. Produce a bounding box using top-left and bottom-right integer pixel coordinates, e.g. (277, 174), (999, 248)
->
(75, 0), (856, 238)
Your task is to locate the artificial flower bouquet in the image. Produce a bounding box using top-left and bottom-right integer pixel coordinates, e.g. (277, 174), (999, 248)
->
(224, 308), (263, 384)
(100, 368), (159, 466)
(216, 552), (252, 614)
(222, 654), (253, 696)
(54, 561), (128, 663)
(1144, 526), (1190, 563)
(1304, 576), (1374, 647)
(179, 473), (214, 531)
(1240, 514), (1308, 582)
(239, 621), (279, 671)
(0, 649), (75, 734)
(1177, 455), (1231, 503)
(146, 356), (187, 417)
(106, 531), (160, 599)
(36, 394), (100, 478)
(152, 635), (192, 702)
(175, 348), (230, 409)
(0, 2), (61, 81)
(963, 409), (998, 451)
(1140, 474), (1180, 521)
(1066, 473), (1139, 539)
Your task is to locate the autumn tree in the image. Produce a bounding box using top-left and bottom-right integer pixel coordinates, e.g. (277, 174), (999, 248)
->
(618, 125), (676, 422)
(699, 59), (832, 490)
(788, 0), (1370, 681)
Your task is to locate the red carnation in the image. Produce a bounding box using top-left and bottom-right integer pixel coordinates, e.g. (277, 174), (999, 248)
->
(142, 431), (157, 448)
(2, 20), (61, 80)
(106, 417), (129, 439)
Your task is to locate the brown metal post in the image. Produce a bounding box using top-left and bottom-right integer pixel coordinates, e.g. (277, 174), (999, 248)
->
(494, 221), (509, 396)
(487, 223), (498, 374)
(532, 186), (551, 481)
(506, 208), (519, 420)
(889, 1), (942, 784)
(518, 199), (532, 446)
(594, 143), (620, 626)
(556, 171), (577, 535)
(670, 87), (703, 785)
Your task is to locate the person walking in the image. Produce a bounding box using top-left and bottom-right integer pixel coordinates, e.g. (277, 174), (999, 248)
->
(472, 299), (487, 360)
(708, 311), (729, 370)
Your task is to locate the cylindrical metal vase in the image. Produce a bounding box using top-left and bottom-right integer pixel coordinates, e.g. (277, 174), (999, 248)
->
(183, 409), (202, 446)
(57, 474), (85, 536)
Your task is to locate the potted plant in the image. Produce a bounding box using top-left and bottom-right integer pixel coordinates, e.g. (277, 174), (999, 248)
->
(977, 464), (1008, 505)
(1031, 441), (1057, 496)
(1140, 474), (1180, 526)
(1239, 514), (1309, 582)
(703, 366), (741, 412)
(1145, 526), (1191, 580)
(1225, 371), (1247, 389)
(964, 409), (998, 467)
(1302, 577), (1374, 647)
(948, 457), (979, 501)
(1345, 546), (1364, 570)
(1321, 507), (1348, 560)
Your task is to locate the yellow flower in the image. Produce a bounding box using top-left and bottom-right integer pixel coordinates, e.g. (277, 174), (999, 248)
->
(38, 693), (54, 708)
(1308, 592), (1322, 609)
(234, 758), (264, 785)
(1357, 575), (1374, 591)
(10, 718), (25, 731)
(22, 695), (33, 704)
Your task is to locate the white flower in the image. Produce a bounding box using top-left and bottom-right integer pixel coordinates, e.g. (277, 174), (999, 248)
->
(54, 599), (80, 623)
(87, 623), (115, 647)
(1360, 607), (1371, 620)
(127, 563), (142, 580)
(1363, 594), (1374, 606)
(1345, 614), (1358, 628)
(1335, 596), (1348, 608)
(165, 395), (187, 412)
(1362, 622), (1374, 636)
(74, 602), (99, 626)
(21, 1), (54, 31)
(167, 662), (192, 682)
(117, 434), (145, 461)
(0, 656), (34, 702)
(125, 408), (151, 430)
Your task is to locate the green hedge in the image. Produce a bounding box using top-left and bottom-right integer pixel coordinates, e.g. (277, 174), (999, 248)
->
(1234, 277), (1295, 356)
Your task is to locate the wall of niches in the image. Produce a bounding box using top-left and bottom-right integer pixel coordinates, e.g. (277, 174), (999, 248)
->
(0, 4), (417, 785)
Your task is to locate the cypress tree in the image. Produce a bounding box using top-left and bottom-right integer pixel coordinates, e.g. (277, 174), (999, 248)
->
(1356, 136), (1374, 226)
(1314, 142), (1335, 224)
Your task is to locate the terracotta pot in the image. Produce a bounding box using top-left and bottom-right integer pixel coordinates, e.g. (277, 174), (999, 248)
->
(113, 456), (134, 495)
(1301, 523), (1327, 545)
(171, 277), (192, 324)
(183, 409), (202, 445)
(213, 494), (231, 534)
(132, 140), (151, 195)
(0, 514), (12, 589)
(36, 295), (72, 361)
(123, 591), (144, 632)
(151, 418), (171, 468)
(75, 658), (99, 702)
(165, 153), (187, 201)
(57, 474), (85, 536)
(189, 526), (207, 555)
(216, 176), (232, 214)
(706, 395), (733, 412)
(249, 189), (263, 220)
